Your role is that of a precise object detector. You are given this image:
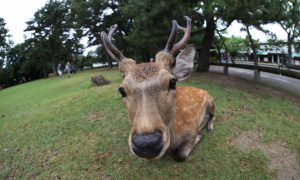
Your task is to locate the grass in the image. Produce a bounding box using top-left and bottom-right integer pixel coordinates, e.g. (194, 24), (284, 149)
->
(0, 68), (299, 179)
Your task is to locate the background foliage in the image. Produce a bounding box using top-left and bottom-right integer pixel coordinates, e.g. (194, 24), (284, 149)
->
(1, 0), (300, 88)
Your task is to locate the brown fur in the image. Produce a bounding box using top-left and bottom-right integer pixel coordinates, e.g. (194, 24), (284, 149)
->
(131, 63), (160, 81)
(170, 87), (214, 155)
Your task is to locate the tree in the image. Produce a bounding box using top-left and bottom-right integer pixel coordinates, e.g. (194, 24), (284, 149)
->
(278, 0), (300, 64)
(68, 0), (127, 46)
(196, 0), (241, 72)
(121, 0), (201, 61)
(223, 36), (248, 61)
(95, 45), (113, 68)
(234, 0), (283, 79)
(25, 0), (82, 77)
(5, 44), (25, 85)
(0, 17), (11, 69)
(5, 39), (48, 85)
(294, 40), (300, 52)
(68, 0), (127, 67)
(0, 17), (12, 87)
(266, 38), (285, 52)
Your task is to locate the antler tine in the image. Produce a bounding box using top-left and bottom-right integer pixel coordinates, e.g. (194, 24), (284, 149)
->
(164, 20), (179, 53)
(166, 16), (192, 56)
(100, 24), (126, 61)
(108, 24), (118, 39)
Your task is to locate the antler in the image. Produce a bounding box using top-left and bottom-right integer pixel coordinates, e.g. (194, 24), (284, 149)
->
(164, 16), (192, 56)
(101, 24), (126, 61)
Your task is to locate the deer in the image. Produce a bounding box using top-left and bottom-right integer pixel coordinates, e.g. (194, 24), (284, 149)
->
(101, 16), (215, 161)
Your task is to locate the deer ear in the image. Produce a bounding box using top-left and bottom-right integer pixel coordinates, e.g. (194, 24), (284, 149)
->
(173, 45), (196, 81)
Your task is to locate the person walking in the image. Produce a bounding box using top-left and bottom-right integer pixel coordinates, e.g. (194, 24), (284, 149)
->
(65, 62), (72, 78)
(57, 63), (63, 78)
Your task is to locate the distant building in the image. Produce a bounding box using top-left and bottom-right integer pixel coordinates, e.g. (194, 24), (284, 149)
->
(235, 43), (300, 66)
(292, 53), (300, 65)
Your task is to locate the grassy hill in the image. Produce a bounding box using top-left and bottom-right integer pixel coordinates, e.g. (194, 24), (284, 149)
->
(1, 68), (300, 179)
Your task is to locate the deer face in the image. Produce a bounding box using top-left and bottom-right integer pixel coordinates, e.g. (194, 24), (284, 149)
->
(121, 61), (176, 159)
(101, 17), (195, 159)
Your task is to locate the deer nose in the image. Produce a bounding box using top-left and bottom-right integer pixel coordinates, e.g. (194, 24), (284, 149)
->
(132, 131), (163, 158)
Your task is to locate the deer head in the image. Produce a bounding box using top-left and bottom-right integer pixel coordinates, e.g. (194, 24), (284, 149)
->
(101, 16), (195, 159)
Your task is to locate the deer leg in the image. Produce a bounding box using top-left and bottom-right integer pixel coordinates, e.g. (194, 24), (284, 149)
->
(207, 114), (215, 133)
(206, 102), (215, 133)
(173, 134), (202, 161)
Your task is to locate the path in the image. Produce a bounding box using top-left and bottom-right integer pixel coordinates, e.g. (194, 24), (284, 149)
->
(209, 65), (300, 96)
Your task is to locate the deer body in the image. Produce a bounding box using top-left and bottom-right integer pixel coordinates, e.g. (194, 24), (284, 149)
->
(101, 16), (215, 160)
(170, 86), (215, 160)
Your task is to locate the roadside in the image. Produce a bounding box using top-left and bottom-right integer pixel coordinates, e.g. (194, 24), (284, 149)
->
(209, 65), (300, 96)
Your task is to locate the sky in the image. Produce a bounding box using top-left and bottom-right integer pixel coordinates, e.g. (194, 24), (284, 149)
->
(0, 0), (47, 44)
(0, 0), (288, 46)
(225, 21), (287, 41)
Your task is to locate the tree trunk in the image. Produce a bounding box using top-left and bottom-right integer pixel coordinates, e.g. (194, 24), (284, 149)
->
(287, 36), (293, 66)
(245, 25), (258, 66)
(52, 64), (56, 74)
(196, 16), (215, 72)
(108, 58), (113, 69)
(231, 57), (236, 64)
(245, 25), (259, 80)
(43, 66), (48, 78)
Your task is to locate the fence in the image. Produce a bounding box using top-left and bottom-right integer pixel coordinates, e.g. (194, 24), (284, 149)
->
(210, 63), (300, 79)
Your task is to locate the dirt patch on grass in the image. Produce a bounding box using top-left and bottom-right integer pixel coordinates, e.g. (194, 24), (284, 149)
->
(230, 131), (300, 180)
(218, 108), (235, 122)
(193, 73), (300, 106)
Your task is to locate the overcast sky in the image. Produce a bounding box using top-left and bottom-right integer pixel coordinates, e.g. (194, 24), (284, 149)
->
(0, 0), (288, 46)
(0, 0), (47, 44)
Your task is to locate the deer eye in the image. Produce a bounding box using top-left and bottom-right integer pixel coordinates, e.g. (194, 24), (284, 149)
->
(169, 79), (177, 90)
(118, 87), (127, 97)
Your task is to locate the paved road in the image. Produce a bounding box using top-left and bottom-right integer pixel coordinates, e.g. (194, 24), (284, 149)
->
(209, 65), (300, 96)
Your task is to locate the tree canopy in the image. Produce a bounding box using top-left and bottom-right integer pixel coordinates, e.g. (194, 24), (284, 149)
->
(1, 0), (300, 88)
(24, 0), (82, 77)
(0, 17), (11, 87)
(0, 17), (11, 68)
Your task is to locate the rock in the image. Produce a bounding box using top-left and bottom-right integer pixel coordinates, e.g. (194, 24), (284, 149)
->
(91, 75), (111, 86)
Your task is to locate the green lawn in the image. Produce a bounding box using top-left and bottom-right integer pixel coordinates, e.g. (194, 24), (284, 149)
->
(1, 68), (299, 179)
